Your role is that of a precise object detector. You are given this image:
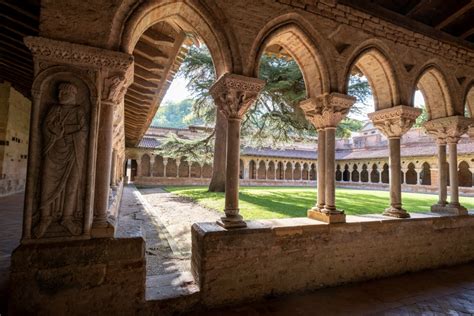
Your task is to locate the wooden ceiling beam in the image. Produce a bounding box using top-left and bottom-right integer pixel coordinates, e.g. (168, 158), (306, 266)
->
(406, 0), (430, 17)
(461, 27), (474, 39)
(435, 1), (474, 30)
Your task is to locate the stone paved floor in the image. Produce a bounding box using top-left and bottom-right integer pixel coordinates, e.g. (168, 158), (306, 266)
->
(0, 192), (24, 314)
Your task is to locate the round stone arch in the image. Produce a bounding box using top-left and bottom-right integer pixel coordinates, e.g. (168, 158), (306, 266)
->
(412, 63), (455, 119)
(342, 42), (401, 110)
(141, 154), (151, 176)
(463, 83), (474, 117)
(120, 1), (235, 76)
(248, 14), (335, 98)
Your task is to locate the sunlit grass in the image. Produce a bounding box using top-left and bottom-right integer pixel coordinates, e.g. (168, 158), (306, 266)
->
(164, 186), (474, 220)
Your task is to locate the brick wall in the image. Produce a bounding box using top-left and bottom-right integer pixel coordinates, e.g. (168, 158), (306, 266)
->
(192, 214), (474, 307)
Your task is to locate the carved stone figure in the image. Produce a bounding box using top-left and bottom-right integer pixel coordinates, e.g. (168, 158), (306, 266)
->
(34, 82), (88, 238)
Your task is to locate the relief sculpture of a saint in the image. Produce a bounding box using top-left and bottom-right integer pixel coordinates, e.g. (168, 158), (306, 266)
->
(34, 82), (88, 238)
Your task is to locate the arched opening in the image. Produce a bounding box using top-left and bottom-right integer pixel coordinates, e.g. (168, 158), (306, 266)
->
(285, 162), (293, 180)
(343, 164), (350, 182)
(239, 160), (244, 179)
(268, 161), (276, 180)
(191, 162), (201, 178)
(141, 154), (151, 177)
(302, 163), (309, 180)
(370, 164), (380, 183)
(166, 158), (178, 178)
(178, 158), (190, 178)
(465, 85), (474, 118)
(421, 162), (431, 185)
(153, 155), (165, 177)
(381, 163), (389, 184)
(293, 163), (302, 180)
(249, 160), (257, 180)
(352, 164), (360, 182)
(335, 164), (342, 181)
(415, 66), (453, 120)
(405, 163), (417, 185)
(131, 159), (137, 181)
(459, 161), (473, 187)
(361, 164), (369, 182)
(257, 161), (267, 180)
(277, 161), (285, 180)
(310, 163), (316, 181)
(202, 163), (212, 178)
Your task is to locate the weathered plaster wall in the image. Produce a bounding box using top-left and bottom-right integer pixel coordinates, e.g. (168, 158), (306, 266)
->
(0, 83), (30, 196)
(192, 215), (474, 307)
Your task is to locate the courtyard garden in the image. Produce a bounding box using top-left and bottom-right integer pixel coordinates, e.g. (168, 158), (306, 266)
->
(165, 186), (474, 220)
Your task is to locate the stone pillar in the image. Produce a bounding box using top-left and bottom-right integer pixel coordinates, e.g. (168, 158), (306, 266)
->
(274, 161), (277, 180)
(163, 158), (168, 177)
(424, 116), (473, 215)
(210, 73), (265, 228)
(150, 155), (155, 177)
(110, 149), (117, 188)
(176, 161), (181, 178)
(301, 93), (356, 223)
(368, 105), (421, 218)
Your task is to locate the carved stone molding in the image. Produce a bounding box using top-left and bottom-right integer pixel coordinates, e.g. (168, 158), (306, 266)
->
(210, 73), (265, 119)
(368, 105), (421, 138)
(24, 36), (133, 72)
(300, 93), (356, 128)
(423, 116), (474, 144)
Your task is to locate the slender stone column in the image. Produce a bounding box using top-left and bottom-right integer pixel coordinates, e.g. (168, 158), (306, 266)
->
(163, 158), (168, 177)
(210, 73), (265, 228)
(274, 161), (277, 180)
(368, 105), (421, 218)
(150, 156), (155, 177)
(301, 93), (355, 223)
(424, 116), (472, 215)
(415, 168), (422, 185)
(176, 161), (181, 178)
(110, 149), (117, 188)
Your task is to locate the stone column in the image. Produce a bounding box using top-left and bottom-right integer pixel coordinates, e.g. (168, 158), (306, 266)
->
(150, 155), (155, 177)
(415, 168), (422, 185)
(301, 93), (355, 223)
(368, 105), (421, 218)
(210, 73), (265, 228)
(274, 161), (277, 180)
(424, 116), (472, 215)
(163, 158), (168, 177)
(110, 149), (117, 188)
(176, 161), (181, 178)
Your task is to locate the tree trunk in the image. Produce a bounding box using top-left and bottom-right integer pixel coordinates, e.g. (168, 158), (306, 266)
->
(208, 109), (227, 192)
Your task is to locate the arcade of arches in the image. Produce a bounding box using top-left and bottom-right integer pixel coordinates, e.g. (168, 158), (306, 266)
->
(3, 0), (474, 314)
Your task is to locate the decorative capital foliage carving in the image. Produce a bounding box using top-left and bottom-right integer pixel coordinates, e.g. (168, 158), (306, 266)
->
(24, 36), (134, 72)
(210, 73), (265, 119)
(300, 93), (356, 129)
(423, 116), (474, 144)
(368, 105), (421, 138)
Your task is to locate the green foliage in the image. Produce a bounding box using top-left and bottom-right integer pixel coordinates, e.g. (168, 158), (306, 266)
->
(152, 99), (203, 128)
(164, 186), (474, 220)
(155, 131), (215, 164)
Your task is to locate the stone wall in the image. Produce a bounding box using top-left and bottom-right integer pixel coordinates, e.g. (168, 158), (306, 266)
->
(9, 237), (146, 315)
(0, 83), (30, 196)
(192, 214), (474, 307)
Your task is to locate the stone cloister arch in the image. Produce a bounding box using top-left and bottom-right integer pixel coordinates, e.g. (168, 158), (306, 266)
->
(352, 164), (360, 182)
(249, 160), (257, 180)
(257, 161), (267, 179)
(268, 161), (276, 180)
(361, 164), (369, 183)
(381, 163), (389, 184)
(406, 163), (417, 185)
(154, 155), (165, 177)
(277, 161), (284, 180)
(459, 161), (473, 187)
(335, 164), (342, 181)
(141, 154), (151, 177)
(370, 164), (380, 183)
(421, 162), (431, 185)
(342, 164), (350, 182)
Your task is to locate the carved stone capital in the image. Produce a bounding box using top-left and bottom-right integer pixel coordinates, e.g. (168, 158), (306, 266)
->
(210, 73), (265, 119)
(300, 93), (356, 128)
(423, 116), (474, 144)
(102, 74), (130, 104)
(368, 105), (421, 138)
(24, 36), (133, 72)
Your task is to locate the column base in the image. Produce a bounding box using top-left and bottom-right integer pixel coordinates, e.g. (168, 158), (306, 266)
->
(307, 209), (345, 223)
(383, 206), (410, 218)
(217, 214), (247, 229)
(431, 203), (468, 215)
(91, 221), (115, 238)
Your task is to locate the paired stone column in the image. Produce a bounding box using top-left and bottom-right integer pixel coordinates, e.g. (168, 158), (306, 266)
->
(424, 116), (473, 215)
(301, 93), (356, 223)
(368, 105), (421, 218)
(210, 73), (265, 228)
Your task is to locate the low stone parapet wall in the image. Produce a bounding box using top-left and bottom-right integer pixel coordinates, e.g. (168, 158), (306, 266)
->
(192, 214), (474, 307)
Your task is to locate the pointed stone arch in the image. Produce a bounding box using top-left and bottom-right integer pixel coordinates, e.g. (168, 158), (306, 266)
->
(458, 161), (472, 187)
(361, 164), (369, 183)
(351, 164), (360, 182)
(335, 164), (342, 181)
(370, 164), (380, 183)
(421, 162), (431, 185)
(344, 44), (401, 110)
(343, 164), (350, 182)
(405, 162), (417, 185)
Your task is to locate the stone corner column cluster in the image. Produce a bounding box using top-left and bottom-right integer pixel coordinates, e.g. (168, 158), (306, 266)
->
(22, 36), (133, 242)
(424, 116), (474, 215)
(210, 73), (265, 229)
(301, 92), (356, 224)
(368, 105), (421, 218)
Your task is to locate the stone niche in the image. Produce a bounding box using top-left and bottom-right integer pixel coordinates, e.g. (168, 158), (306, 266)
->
(192, 215), (474, 307)
(9, 237), (146, 315)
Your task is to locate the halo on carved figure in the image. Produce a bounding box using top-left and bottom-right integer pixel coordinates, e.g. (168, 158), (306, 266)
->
(120, 0), (233, 76)
(26, 67), (97, 240)
(413, 63), (454, 120)
(249, 15), (333, 98)
(343, 43), (400, 110)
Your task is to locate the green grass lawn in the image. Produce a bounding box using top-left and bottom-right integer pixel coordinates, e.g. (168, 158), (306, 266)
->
(164, 186), (474, 220)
